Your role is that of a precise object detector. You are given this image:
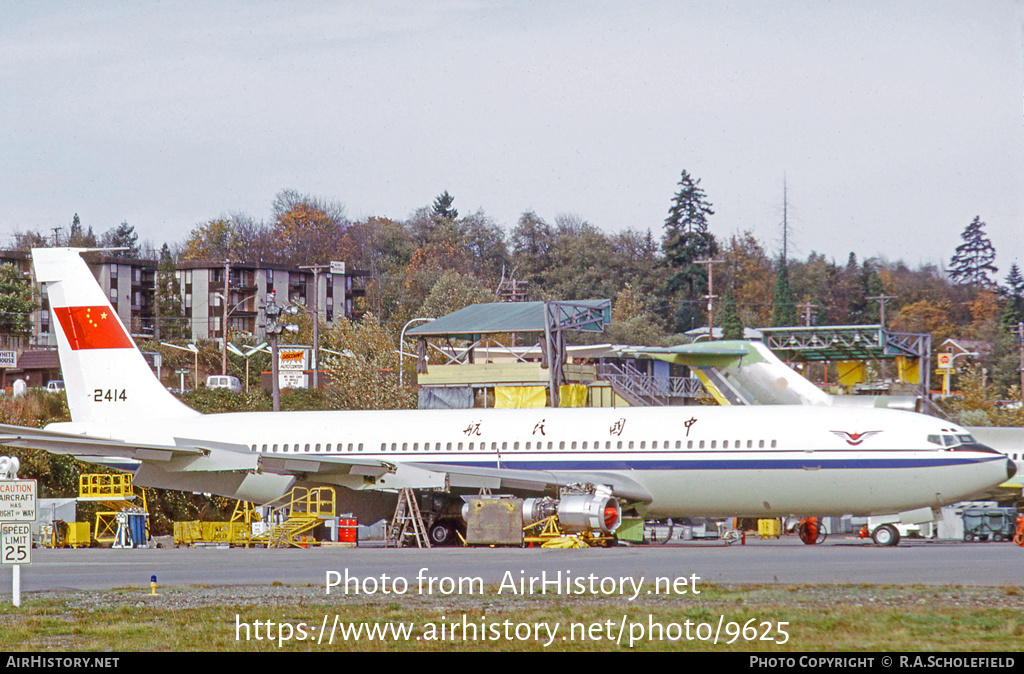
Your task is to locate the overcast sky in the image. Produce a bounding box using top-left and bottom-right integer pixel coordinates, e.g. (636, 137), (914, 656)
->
(2, 1), (1022, 275)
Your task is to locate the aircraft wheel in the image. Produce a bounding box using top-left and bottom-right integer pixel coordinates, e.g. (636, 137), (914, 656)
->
(430, 521), (456, 546)
(871, 524), (900, 547)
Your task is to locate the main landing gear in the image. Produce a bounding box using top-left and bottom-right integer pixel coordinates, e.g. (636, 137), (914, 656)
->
(869, 523), (900, 547)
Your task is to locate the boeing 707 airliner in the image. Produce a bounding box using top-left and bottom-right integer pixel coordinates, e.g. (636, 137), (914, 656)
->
(0, 248), (1013, 546)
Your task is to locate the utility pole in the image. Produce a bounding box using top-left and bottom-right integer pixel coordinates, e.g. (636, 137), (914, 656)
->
(695, 258), (725, 340)
(263, 291), (299, 411)
(1016, 322), (1024, 399)
(299, 264), (330, 390)
(781, 177), (789, 263)
(866, 294), (897, 330)
(796, 301), (816, 327)
(221, 261), (230, 375)
(867, 294), (898, 381)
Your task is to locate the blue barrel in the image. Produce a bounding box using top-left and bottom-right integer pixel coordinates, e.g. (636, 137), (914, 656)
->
(128, 514), (147, 547)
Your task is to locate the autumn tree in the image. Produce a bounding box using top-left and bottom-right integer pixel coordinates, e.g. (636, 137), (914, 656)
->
(459, 210), (508, 280)
(270, 189), (348, 266)
(605, 283), (670, 345)
(721, 232), (773, 328)
(11, 230), (50, 251)
(889, 299), (958, 346)
(181, 218), (239, 261)
(417, 270), (494, 320)
(323, 315), (416, 410)
(342, 217), (416, 321)
(510, 211), (554, 288)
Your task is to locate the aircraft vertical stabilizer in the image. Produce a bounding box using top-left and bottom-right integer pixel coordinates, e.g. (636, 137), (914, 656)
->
(32, 248), (200, 424)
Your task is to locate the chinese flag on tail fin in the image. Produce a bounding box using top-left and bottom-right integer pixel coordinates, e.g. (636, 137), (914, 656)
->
(54, 306), (134, 350)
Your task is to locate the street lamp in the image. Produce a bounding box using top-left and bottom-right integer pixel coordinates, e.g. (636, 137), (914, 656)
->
(161, 342), (200, 390)
(215, 291), (257, 376)
(227, 341), (268, 393)
(263, 292), (299, 411)
(399, 317), (435, 388)
(941, 351), (979, 396)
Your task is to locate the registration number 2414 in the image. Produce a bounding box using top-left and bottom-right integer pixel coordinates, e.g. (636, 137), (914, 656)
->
(93, 389), (128, 402)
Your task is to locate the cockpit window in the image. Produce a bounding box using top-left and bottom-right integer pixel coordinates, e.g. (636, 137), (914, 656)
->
(929, 433), (980, 449)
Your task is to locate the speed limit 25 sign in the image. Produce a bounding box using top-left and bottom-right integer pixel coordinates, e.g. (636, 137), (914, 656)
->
(1, 523), (31, 565)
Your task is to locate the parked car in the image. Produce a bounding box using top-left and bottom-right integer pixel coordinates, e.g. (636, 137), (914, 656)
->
(205, 375), (242, 392)
(45, 380), (65, 392)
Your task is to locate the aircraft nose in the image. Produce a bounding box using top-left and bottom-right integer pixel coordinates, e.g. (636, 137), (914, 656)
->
(1007, 458), (1018, 481)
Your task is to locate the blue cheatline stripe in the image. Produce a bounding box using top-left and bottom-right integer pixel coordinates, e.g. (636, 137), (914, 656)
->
(426, 456), (1003, 471)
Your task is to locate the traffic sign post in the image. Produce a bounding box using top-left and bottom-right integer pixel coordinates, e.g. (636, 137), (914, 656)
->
(0, 479), (36, 522)
(0, 477), (36, 608)
(1, 523), (31, 564)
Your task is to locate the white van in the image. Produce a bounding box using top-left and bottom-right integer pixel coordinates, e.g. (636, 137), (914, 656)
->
(205, 375), (242, 392)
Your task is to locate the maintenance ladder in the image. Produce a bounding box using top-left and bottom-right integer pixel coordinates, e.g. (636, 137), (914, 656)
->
(386, 488), (431, 548)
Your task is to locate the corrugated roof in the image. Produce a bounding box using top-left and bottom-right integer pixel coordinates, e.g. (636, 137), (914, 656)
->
(407, 300), (610, 338)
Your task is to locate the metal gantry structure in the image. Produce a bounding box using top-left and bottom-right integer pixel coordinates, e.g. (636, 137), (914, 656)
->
(407, 300), (611, 407)
(758, 324), (933, 397)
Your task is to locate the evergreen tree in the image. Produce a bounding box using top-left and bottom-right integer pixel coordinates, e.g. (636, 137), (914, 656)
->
(67, 213), (98, 248)
(1003, 263), (1024, 326)
(431, 191), (458, 221)
(100, 221), (140, 258)
(154, 244), (188, 340)
(662, 170), (717, 330)
(949, 216), (998, 287)
(720, 288), (744, 340)
(771, 257), (797, 326)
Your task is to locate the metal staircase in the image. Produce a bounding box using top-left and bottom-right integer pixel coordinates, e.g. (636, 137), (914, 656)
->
(598, 362), (704, 406)
(250, 486), (336, 548)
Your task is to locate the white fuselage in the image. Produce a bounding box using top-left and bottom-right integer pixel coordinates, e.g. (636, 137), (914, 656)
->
(50, 404), (1012, 519)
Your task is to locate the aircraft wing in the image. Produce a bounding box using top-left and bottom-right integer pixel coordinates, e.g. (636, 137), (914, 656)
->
(627, 342), (752, 368)
(259, 454), (653, 504)
(0, 422), (652, 505)
(0, 423), (207, 462)
(0, 423), (262, 472)
(630, 341), (834, 406)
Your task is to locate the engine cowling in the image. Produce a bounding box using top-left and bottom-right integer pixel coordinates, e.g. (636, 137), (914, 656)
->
(522, 493), (622, 534)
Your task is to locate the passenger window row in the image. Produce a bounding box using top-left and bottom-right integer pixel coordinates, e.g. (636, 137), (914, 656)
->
(250, 439), (778, 453)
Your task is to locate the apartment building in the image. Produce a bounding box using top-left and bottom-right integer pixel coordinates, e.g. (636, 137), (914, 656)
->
(0, 251), (365, 348)
(175, 261), (366, 342)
